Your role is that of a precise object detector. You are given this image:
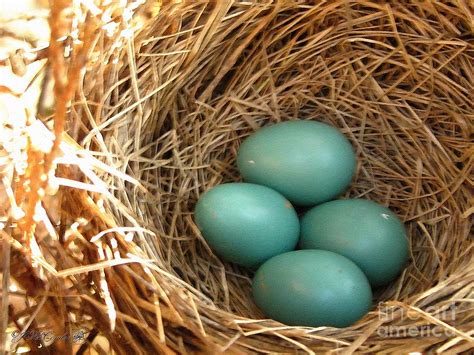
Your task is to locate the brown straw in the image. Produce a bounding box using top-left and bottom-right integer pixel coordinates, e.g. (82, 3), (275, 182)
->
(1, 1), (473, 353)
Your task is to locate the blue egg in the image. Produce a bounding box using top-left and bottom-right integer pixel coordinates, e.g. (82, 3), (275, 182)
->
(300, 199), (409, 287)
(194, 183), (299, 268)
(253, 250), (372, 327)
(237, 120), (356, 206)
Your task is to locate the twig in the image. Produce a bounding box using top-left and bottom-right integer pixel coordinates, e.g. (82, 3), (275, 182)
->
(0, 230), (11, 355)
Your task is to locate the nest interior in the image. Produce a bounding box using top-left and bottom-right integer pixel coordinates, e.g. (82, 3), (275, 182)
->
(4, 1), (473, 354)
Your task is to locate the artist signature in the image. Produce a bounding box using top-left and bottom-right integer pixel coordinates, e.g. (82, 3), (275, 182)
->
(11, 329), (87, 345)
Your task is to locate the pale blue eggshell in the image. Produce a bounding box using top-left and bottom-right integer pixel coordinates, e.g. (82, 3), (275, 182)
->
(194, 183), (299, 268)
(252, 250), (372, 327)
(300, 199), (409, 287)
(237, 120), (356, 206)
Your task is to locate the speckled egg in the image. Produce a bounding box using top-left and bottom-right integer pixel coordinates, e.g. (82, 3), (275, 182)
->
(300, 199), (409, 287)
(194, 183), (299, 268)
(237, 120), (356, 206)
(252, 250), (372, 327)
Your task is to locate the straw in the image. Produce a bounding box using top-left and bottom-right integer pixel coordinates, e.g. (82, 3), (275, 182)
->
(1, 0), (472, 353)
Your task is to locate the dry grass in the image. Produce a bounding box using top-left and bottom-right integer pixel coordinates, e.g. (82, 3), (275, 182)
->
(1, 0), (473, 353)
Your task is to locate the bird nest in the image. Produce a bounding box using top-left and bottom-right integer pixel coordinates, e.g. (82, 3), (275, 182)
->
(1, 1), (473, 353)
